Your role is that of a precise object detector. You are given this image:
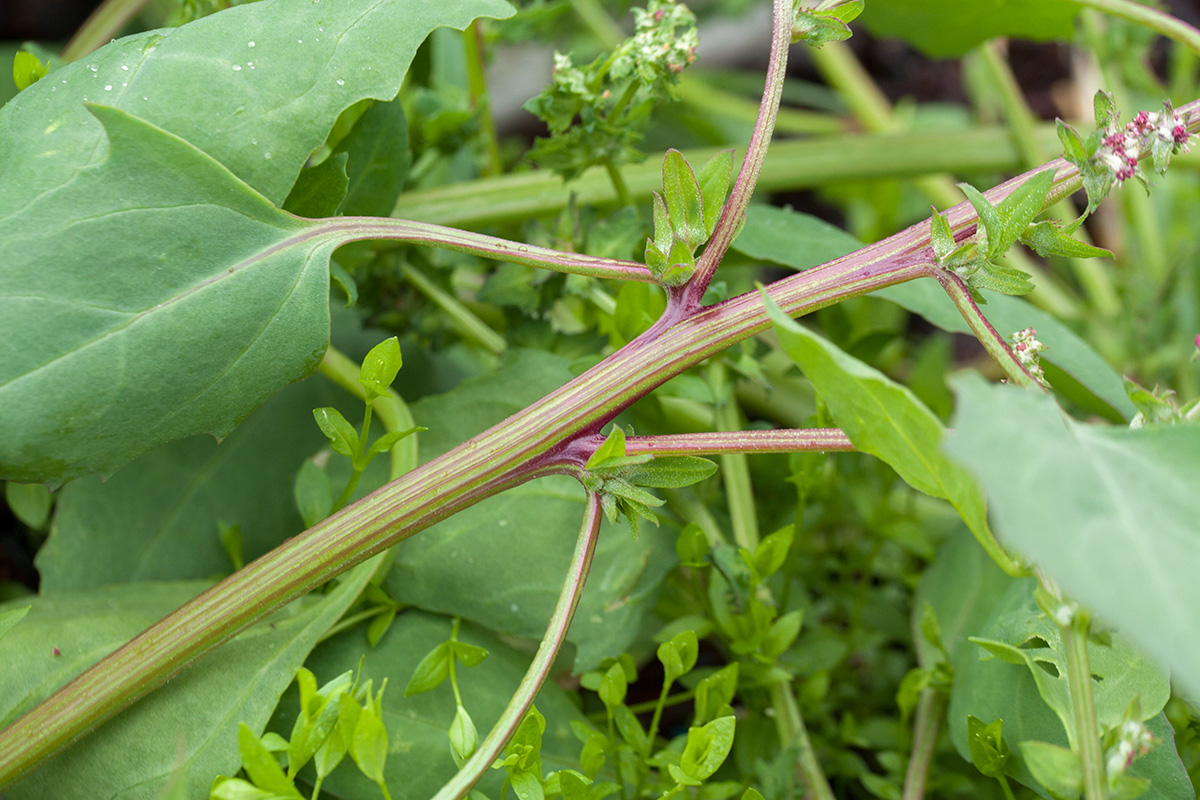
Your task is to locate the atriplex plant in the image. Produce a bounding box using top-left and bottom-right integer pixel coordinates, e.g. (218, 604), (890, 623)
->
(3, 0), (1200, 798)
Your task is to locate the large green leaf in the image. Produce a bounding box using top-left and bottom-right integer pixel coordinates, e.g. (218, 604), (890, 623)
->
(945, 375), (1200, 704)
(388, 349), (676, 671)
(35, 376), (346, 593)
(0, 0), (511, 211)
(0, 0), (512, 486)
(0, 561), (375, 799)
(767, 300), (1018, 574)
(947, 581), (1192, 800)
(0, 106), (338, 484)
(860, 0), (1080, 58)
(278, 610), (590, 800)
(733, 205), (1133, 420)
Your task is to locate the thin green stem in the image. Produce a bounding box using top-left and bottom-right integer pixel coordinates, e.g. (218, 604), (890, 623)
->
(429, 493), (603, 800)
(901, 689), (945, 800)
(318, 605), (394, 644)
(644, 680), (673, 760)
(1069, 0), (1200, 56)
(688, 0), (792, 301)
(60, 0), (151, 61)
(623, 429), (853, 456)
(1065, 614), (1107, 800)
(604, 158), (634, 208)
(932, 268), (1048, 391)
(770, 680), (835, 800)
(711, 363), (759, 551)
(392, 126), (1069, 228)
(398, 262), (507, 355)
(314, 216), (654, 283)
(606, 80), (641, 125)
(464, 21), (503, 178)
(569, 0), (624, 49)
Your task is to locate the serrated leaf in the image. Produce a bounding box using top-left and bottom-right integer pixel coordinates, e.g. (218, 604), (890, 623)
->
(625, 455), (717, 489)
(661, 149), (706, 249)
(970, 263), (1035, 296)
(766, 297), (1019, 575)
(1020, 221), (1113, 260)
(1056, 119), (1089, 167)
(929, 207), (956, 261)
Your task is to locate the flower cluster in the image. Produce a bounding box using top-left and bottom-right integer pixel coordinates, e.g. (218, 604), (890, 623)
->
(1010, 328), (1048, 386)
(611, 0), (698, 84)
(1098, 102), (1192, 186)
(1106, 718), (1155, 777)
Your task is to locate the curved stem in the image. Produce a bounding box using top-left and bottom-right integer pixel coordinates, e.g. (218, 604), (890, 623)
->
(1068, 0), (1200, 56)
(686, 0), (792, 303)
(932, 269), (1049, 391)
(901, 688), (945, 800)
(312, 216), (654, 283)
(430, 492), (603, 800)
(770, 680), (835, 800)
(61, 0), (151, 62)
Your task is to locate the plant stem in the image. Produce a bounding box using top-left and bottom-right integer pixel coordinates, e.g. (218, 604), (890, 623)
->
(0, 122), (1124, 784)
(398, 262), (507, 355)
(0, 214), (934, 786)
(622, 429), (854, 456)
(604, 158), (634, 208)
(811, 40), (1080, 319)
(430, 493), (603, 800)
(60, 0), (150, 61)
(688, 0), (792, 303)
(1069, 0), (1200, 55)
(932, 267), (1049, 391)
(569, 0), (624, 49)
(901, 689), (945, 800)
(1064, 612), (1108, 800)
(711, 362), (759, 551)
(770, 680), (835, 800)
(463, 21), (503, 178)
(316, 216), (653, 282)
